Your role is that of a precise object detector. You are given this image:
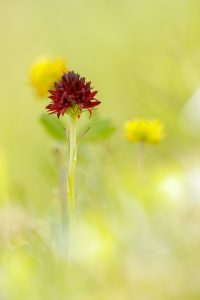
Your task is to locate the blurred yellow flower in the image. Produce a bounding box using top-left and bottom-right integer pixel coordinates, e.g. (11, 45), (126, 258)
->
(124, 119), (165, 144)
(30, 57), (67, 98)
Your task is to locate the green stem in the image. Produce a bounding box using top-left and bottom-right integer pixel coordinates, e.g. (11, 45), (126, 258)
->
(67, 115), (77, 220)
(137, 142), (145, 182)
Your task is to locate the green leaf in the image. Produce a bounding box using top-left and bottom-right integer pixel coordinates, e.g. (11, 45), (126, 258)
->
(83, 118), (116, 143)
(40, 114), (66, 141)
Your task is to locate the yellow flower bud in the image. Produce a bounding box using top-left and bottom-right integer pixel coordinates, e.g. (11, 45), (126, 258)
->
(124, 119), (165, 144)
(30, 57), (67, 98)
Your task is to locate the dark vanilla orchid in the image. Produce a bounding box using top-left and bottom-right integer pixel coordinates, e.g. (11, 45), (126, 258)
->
(45, 70), (101, 254)
(46, 71), (101, 118)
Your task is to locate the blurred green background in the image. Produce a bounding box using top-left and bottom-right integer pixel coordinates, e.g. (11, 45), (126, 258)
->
(1, 0), (200, 299)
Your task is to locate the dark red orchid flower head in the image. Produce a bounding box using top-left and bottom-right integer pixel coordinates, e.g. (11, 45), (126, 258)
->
(46, 71), (101, 118)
